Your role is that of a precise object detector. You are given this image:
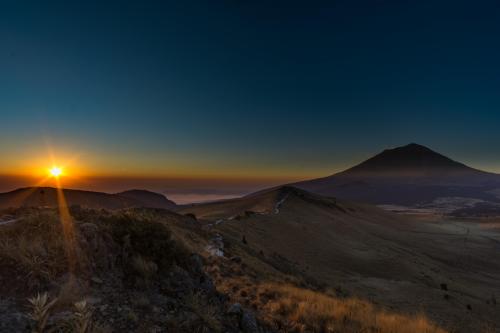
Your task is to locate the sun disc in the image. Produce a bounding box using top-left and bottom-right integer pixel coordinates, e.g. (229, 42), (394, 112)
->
(50, 167), (63, 177)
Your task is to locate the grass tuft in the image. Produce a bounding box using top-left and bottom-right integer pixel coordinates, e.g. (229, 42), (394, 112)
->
(184, 292), (222, 333)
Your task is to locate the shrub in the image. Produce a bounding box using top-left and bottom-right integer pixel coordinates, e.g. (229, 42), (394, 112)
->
(131, 255), (158, 287)
(103, 213), (190, 272)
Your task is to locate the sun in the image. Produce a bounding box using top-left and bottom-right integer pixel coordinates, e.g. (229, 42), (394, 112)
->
(49, 167), (63, 178)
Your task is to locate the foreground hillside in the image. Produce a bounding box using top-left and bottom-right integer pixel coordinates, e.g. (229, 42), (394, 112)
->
(0, 205), (453, 332)
(181, 186), (500, 332)
(0, 207), (257, 332)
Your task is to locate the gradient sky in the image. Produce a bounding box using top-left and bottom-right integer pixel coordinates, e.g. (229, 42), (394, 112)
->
(1, 1), (500, 199)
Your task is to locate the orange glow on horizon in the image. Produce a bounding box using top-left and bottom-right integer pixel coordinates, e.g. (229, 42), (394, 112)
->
(0, 140), (332, 184)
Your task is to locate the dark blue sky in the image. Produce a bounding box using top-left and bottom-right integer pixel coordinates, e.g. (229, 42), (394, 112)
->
(1, 0), (500, 181)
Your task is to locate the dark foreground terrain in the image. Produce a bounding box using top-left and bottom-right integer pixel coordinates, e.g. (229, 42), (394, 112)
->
(1, 203), (458, 333)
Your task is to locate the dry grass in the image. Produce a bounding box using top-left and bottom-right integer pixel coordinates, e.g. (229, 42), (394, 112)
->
(254, 283), (448, 333)
(131, 255), (158, 287)
(0, 211), (76, 288)
(56, 278), (86, 309)
(183, 292), (222, 333)
(0, 235), (63, 288)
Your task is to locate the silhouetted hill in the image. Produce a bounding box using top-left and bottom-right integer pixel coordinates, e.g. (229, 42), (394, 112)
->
(293, 143), (500, 207)
(0, 187), (176, 210)
(117, 189), (177, 209)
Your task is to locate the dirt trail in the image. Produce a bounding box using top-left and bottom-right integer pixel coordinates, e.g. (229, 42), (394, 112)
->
(0, 218), (20, 226)
(274, 193), (289, 214)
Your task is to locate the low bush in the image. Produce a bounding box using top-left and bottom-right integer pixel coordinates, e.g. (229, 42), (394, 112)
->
(131, 255), (158, 287)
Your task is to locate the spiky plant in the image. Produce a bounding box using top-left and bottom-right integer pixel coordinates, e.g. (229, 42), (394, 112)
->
(73, 300), (93, 333)
(27, 292), (58, 333)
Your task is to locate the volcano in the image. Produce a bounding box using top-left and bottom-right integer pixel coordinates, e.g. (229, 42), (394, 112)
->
(293, 143), (500, 207)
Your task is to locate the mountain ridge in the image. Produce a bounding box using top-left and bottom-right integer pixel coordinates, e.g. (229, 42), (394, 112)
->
(179, 183), (500, 332)
(117, 189), (176, 209)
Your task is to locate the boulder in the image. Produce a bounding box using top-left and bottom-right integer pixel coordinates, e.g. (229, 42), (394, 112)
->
(227, 303), (243, 316)
(241, 311), (259, 333)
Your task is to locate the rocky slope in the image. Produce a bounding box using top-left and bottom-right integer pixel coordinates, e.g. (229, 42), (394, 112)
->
(0, 207), (261, 332)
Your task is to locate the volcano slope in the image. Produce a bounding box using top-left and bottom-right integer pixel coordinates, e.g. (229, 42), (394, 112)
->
(293, 143), (500, 214)
(180, 186), (500, 332)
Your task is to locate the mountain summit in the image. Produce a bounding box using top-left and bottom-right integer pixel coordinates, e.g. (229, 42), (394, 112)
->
(342, 143), (477, 177)
(293, 143), (500, 207)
